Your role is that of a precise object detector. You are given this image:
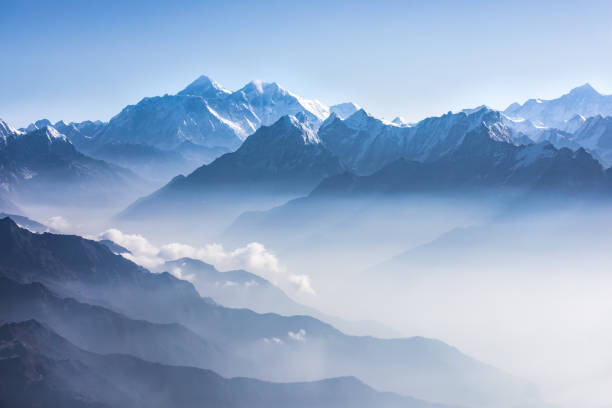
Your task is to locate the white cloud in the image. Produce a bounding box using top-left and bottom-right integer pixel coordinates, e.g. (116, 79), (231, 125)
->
(99, 228), (162, 268)
(288, 329), (306, 341)
(46, 216), (70, 232)
(98, 228), (315, 296)
(264, 337), (284, 344)
(288, 274), (316, 295)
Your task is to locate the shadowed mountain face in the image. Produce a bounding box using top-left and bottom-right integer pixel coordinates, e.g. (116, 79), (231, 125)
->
(0, 217), (535, 407)
(223, 125), (612, 259)
(318, 108), (526, 175)
(0, 320), (446, 408)
(0, 276), (236, 372)
(0, 124), (144, 205)
(117, 115), (346, 237)
(313, 125), (612, 196)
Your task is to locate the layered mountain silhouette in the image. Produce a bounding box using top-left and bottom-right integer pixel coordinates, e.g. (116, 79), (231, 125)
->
(313, 126), (612, 196)
(118, 115), (346, 234)
(0, 320), (446, 408)
(318, 107), (527, 175)
(0, 121), (143, 204)
(0, 217), (535, 407)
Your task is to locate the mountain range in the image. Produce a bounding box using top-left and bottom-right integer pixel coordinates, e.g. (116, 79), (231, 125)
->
(19, 76), (360, 182)
(121, 98), (612, 238)
(0, 217), (534, 407)
(0, 121), (143, 206)
(0, 319), (447, 408)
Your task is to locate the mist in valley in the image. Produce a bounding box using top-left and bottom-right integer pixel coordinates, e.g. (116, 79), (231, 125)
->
(24, 187), (611, 408)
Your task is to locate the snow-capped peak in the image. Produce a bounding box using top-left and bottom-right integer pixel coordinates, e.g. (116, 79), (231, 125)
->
(568, 83), (599, 96)
(241, 80), (282, 96)
(283, 115), (320, 144)
(37, 125), (67, 141)
(330, 102), (361, 119)
(178, 74), (230, 98)
(461, 105), (490, 115)
(391, 116), (411, 127)
(0, 118), (21, 138)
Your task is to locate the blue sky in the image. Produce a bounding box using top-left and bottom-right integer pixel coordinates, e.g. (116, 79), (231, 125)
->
(1, 0), (611, 127)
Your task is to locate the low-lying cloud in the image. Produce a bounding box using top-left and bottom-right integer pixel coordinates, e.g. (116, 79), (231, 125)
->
(99, 228), (315, 295)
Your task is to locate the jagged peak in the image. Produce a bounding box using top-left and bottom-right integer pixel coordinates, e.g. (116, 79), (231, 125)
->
(251, 114), (320, 145)
(320, 112), (342, 129)
(0, 118), (20, 137)
(330, 102), (361, 120)
(25, 125), (69, 143)
(240, 79), (285, 96)
(568, 83), (599, 96)
(178, 74), (229, 97)
(391, 116), (409, 126)
(461, 105), (491, 115)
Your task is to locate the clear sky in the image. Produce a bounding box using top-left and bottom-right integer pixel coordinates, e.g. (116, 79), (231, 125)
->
(2, 0), (612, 127)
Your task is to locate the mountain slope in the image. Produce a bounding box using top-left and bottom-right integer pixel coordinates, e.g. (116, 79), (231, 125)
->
(0, 320), (446, 408)
(567, 115), (612, 166)
(318, 107), (526, 175)
(0, 124), (143, 204)
(118, 115), (345, 235)
(504, 83), (612, 128)
(95, 75), (331, 151)
(0, 276), (234, 372)
(314, 125), (612, 196)
(0, 217), (534, 407)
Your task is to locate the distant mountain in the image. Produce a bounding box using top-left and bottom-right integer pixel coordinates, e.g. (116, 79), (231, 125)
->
(85, 142), (202, 183)
(318, 107), (528, 175)
(20, 76), (347, 181)
(0, 213), (53, 233)
(314, 125), (612, 196)
(565, 115), (612, 166)
(0, 118), (22, 143)
(0, 320), (444, 408)
(504, 83), (612, 128)
(50, 119), (106, 149)
(24, 119), (212, 182)
(0, 217), (534, 407)
(119, 115), (346, 232)
(0, 122), (143, 204)
(224, 124), (612, 263)
(330, 102), (361, 119)
(95, 75), (331, 151)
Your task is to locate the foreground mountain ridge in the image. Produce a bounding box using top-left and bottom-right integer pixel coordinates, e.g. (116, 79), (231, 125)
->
(0, 217), (535, 407)
(0, 319), (447, 408)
